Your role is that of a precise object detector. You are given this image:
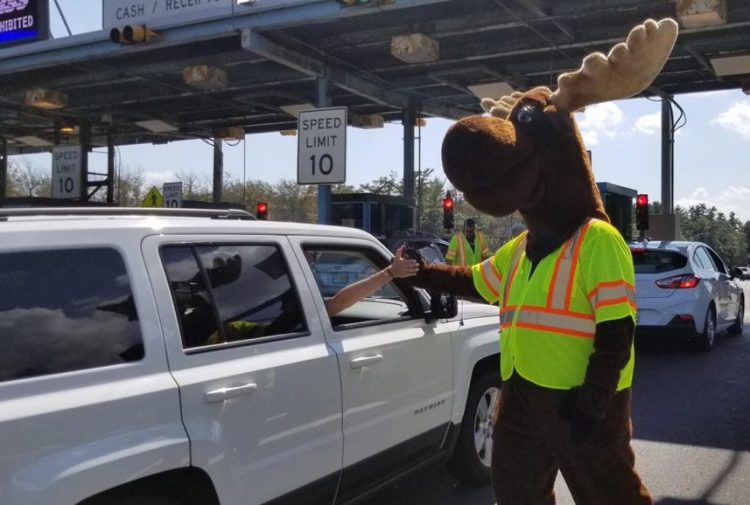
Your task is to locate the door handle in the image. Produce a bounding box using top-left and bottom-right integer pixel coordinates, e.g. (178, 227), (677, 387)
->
(350, 354), (384, 369)
(204, 382), (258, 403)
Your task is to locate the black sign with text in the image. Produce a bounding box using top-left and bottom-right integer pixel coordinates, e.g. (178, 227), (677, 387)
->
(0, 0), (49, 47)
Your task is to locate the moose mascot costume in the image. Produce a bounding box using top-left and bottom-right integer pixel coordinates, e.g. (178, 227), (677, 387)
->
(411, 18), (679, 505)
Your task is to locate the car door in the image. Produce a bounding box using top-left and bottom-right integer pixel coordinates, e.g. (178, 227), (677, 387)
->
(705, 247), (740, 324)
(143, 235), (343, 505)
(694, 246), (731, 325)
(289, 236), (453, 503)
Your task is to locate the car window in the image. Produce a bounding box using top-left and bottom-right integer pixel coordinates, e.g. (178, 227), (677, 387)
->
(694, 247), (717, 272)
(704, 248), (727, 274)
(631, 249), (687, 274)
(161, 244), (307, 350)
(0, 248), (144, 383)
(304, 247), (413, 328)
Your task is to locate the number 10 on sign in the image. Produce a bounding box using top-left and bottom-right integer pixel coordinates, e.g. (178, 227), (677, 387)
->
(297, 107), (347, 185)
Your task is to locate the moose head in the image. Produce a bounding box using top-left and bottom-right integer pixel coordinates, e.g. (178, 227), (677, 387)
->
(441, 18), (678, 238)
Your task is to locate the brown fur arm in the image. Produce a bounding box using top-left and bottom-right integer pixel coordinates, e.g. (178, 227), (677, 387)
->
(576, 316), (634, 418)
(408, 262), (481, 299)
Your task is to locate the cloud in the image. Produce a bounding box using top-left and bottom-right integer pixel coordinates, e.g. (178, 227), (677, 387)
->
(577, 103), (624, 146)
(633, 112), (661, 135)
(676, 186), (750, 221)
(142, 170), (178, 188)
(711, 100), (750, 140)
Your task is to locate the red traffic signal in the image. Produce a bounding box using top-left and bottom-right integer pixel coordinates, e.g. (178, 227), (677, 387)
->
(635, 194), (649, 231)
(256, 202), (268, 220)
(442, 192), (455, 230)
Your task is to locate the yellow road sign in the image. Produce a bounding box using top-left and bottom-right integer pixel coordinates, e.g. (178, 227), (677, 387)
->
(142, 186), (164, 208)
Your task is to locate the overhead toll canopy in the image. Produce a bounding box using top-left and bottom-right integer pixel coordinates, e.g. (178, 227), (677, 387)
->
(0, 0), (749, 155)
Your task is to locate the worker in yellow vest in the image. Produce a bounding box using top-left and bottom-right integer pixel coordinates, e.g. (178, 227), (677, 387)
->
(446, 218), (491, 266)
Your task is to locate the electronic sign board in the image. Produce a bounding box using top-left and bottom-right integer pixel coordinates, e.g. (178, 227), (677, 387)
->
(0, 0), (50, 46)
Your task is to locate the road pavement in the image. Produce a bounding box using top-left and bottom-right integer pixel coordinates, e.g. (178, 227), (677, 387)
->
(361, 282), (750, 505)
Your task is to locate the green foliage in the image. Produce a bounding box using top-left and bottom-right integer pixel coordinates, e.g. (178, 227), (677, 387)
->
(677, 204), (749, 266)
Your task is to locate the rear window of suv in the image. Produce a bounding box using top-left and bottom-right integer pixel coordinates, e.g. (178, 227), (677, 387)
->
(0, 248), (144, 383)
(631, 249), (688, 274)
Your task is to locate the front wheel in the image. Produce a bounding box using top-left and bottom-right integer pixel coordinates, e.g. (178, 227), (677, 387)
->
(447, 370), (502, 486)
(697, 305), (717, 352)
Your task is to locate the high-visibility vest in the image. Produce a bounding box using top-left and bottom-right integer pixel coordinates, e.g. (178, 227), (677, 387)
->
(446, 231), (490, 266)
(472, 219), (637, 390)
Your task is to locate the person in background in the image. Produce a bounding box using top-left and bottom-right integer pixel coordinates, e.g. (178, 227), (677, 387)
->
(446, 218), (491, 267)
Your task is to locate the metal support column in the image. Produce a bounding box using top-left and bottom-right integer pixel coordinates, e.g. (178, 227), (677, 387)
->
(79, 122), (90, 202)
(0, 138), (7, 202)
(661, 97), (674, 214)
(213, 139), (223, 203)
(107, 134), (115, 204)
(317, 76), (332, 225)
(402, 100), (416, 203)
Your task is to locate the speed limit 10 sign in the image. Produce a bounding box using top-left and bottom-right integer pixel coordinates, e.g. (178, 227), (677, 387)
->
(297, 107), (347, 185)
(51, 146), (81, 199)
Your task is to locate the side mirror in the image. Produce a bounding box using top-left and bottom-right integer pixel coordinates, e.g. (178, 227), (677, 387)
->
(429, 292), (458, 320)
(730, 267), (743, 279)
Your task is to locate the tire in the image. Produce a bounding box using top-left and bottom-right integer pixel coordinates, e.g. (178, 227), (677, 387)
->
(697, 305), (717, 352)
(447, 370), (502, 486)
(728, 297), (744, 336)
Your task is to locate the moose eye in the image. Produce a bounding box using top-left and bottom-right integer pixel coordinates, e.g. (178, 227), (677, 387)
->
(516, 104), (537, 124)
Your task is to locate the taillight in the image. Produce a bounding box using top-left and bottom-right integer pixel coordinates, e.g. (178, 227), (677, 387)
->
(655, 274), (700, 289)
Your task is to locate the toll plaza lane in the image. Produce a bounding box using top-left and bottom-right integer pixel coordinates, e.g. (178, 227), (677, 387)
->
(360, 282), (750, 505)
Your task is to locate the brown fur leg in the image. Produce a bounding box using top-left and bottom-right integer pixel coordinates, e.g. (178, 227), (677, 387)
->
(554, 390), (652, 505)
(492, 377), (558, 505)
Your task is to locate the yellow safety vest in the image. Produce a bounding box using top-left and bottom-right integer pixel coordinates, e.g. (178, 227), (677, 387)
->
(472, 219), (637, 390)
(447, 231), (490, 266)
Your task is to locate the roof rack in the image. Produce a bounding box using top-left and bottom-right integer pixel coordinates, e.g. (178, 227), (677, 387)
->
(0, 207), (255, 221)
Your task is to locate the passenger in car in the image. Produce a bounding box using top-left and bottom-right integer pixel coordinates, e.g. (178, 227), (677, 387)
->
(306, 245), (419, 317)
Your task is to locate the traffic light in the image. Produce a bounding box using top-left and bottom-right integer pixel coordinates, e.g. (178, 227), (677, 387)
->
(256, 202), (268, 220)
(442, 192), (455, 230)
(110, 25), (158, 45)
(635, 194), (649, 231)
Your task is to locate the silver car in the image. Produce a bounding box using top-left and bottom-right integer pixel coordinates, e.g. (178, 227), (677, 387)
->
(631, 241), (745, 351)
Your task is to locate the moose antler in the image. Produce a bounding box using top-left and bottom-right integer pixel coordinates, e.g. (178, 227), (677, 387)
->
(480, 91), (526, 119)
(549, 18), (678, 112)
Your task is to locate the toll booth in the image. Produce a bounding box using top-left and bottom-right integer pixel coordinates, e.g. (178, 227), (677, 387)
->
(597, 182), (637, 242)
(331, 193), (414, 237)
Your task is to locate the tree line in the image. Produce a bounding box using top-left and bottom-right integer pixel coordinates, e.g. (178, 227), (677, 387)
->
(4, 159), (749, 266)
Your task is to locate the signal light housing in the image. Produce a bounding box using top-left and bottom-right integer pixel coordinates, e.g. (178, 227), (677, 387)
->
(256, 202), (268, 220)
(442, 192), (455, 230)
(110, 25), (159, 45)
(635, 193), (649, 231)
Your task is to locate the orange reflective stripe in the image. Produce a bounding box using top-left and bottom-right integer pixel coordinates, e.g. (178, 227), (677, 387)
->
(546, 241), (570, 308)
(563, 219), (594, 310)
(588, 280), (636, 310)
(502, 235), (526, 307)
(501, 306), (595, 338)
(479, 259), (503, 298)
(456, 232), (466, 265)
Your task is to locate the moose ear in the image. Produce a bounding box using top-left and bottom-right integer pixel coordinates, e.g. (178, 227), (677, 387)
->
(549, 18), (678, 113)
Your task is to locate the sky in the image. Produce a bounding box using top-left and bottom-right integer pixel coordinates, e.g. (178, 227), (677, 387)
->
(11, 1), (750, 221)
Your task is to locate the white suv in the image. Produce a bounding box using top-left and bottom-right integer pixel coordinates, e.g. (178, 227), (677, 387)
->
(0, 208), (502, 505)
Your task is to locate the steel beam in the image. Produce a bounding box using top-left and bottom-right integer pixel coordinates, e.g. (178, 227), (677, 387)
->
(213, 139), (224, 203)
(316, 77), (332, 225)
(241, 30), (469, 120)
(107, 134), (115, 204)
(0, 138), (7, 202)
(661, 97), (674, 214)
(403, 100), (416, 203)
